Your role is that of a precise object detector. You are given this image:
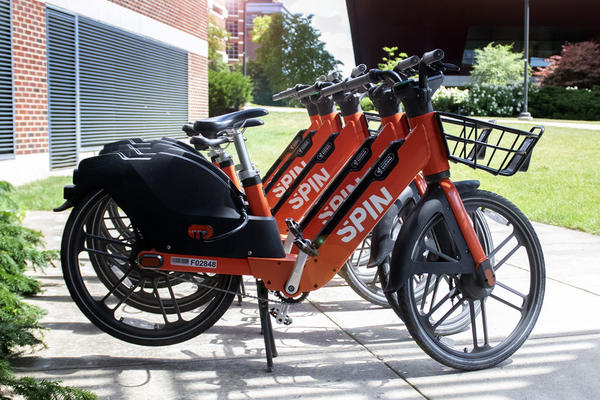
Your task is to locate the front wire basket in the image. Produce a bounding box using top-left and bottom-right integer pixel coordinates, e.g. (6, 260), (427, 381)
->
(436, 112), (545, 176)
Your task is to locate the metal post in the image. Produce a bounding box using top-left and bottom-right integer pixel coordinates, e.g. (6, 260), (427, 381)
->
(519, 0), (532, 119)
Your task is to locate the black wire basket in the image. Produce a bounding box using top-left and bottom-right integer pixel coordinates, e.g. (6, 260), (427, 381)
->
(436, 112), (545, 176)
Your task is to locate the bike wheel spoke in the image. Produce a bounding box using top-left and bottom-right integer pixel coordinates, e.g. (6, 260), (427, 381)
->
(496, 280), (527, 299)
(480, 298), (489, 346)
(486, 230), (515, 259)
(83, 247), (131, 262)
(111, 278), (145, 312)
(428, 275), (441, 314)
(493, 242), (522, 272)
(425, 245), (459, 263)
(100, 266), (135, 303)
(469, 300), (478, 348)
(490, 293), (524, 313)
(85, 232), (133, 247)
(432, 296), (465, 330)
(152, 279), (169, 325)
(427, 289), (455, 317)
(166, 276), (183, 321)
(420, 274), (433, 311)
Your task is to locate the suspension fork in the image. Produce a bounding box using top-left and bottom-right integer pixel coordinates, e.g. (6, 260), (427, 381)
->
(411, 112), (495, 288)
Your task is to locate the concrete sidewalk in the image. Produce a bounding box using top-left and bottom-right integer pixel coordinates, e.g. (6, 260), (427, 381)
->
(14, 211), (600, 400)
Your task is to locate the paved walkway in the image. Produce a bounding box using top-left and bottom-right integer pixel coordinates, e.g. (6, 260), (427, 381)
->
(14, 211), (600, 400)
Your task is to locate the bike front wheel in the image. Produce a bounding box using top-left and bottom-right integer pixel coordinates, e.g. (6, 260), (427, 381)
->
(396, 189), (545, 370)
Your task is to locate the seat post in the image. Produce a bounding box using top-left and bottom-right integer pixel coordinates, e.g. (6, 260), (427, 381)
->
(232, 130), (272, 217)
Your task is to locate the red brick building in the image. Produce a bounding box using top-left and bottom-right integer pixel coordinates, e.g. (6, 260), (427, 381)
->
(225, 0), (284, 64)
(0, 0), (210, 184)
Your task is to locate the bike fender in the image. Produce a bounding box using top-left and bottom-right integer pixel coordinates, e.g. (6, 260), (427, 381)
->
(384, 182), (477, 294)
(369, 183), (419, 267)
(369, 180), (479, 269)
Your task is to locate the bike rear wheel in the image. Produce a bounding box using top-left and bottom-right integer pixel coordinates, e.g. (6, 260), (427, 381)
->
(396, 189), (545, 370)
(61, 189), (240, 346)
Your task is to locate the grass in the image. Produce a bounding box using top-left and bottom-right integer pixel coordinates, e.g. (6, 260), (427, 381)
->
(13, 175), (72, 211)
(14, 111), (600, 234)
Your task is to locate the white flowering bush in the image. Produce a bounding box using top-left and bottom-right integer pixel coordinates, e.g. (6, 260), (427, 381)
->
(462, 83), (527, 117)
(432, 86), (469, 113)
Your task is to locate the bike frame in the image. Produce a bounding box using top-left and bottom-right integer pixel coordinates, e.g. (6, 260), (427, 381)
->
(138, 111), (489, 295)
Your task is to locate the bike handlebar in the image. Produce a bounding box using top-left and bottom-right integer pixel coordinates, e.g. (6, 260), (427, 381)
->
(272, 85), (301, 101)
(351, 64), (367, 78)
(393, 55), (420, 73)
(422, 49), (444, 66)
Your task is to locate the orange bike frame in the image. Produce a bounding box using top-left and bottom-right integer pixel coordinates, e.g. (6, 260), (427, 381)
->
(270, 112), (370, 232)
(140, 111), (489, 295)
(264, 112), (342, 206)
(262, 114), (322, 188)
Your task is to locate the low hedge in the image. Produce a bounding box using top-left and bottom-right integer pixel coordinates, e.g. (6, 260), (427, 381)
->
(529, 86), (600, 121)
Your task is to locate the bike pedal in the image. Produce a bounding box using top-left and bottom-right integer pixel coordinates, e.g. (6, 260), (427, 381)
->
(269, 306), (293, 325)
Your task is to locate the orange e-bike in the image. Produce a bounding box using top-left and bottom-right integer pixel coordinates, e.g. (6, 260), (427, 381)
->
(57, 49), (545, 372)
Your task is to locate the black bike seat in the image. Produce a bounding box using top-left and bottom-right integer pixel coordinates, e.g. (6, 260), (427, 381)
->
(193, 108), (268, 138)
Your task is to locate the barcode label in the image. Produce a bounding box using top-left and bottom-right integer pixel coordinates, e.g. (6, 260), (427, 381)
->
(171, 257), (217, 269)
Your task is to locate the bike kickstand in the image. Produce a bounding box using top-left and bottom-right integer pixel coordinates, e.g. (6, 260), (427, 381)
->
(256, 279), (277, 372)
(237, 279), (246, 306)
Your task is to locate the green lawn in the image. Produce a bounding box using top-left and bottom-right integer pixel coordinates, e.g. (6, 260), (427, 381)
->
(14, 111), (600, 234)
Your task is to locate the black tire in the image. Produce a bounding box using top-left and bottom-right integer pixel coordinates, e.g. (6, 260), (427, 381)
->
(396, 189), (545, 370)
(339, 233), (390, 307)
(61, 189), (240, 346)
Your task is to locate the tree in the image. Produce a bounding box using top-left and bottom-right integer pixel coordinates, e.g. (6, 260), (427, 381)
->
(536, 41), (600, 89)
(207, 17), (229, 72)
(470, 43), (525, 85)
(250, 12), (340, 103)
(378, 46), (408, 70)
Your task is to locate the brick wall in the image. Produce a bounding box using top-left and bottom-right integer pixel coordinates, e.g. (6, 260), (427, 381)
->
(109, 0), (209, 119)
(189, 53), (209, 120)
(109, 0), (208, 40)
(12, 0), (47, 155)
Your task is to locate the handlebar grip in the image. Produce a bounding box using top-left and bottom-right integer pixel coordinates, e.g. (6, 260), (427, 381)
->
(327, 70), (340, 82)
(182, 123), (196, 137)
(320, 72), (373, 97)
(394, 55), (420, 72)
(272, 86), (297, 101)
(422, 49), (445, 65)
(351, 64), (367, 78)
(296, 84), (319, 99)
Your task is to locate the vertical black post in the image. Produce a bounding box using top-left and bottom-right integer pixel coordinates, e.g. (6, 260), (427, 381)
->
(519, 0), (532, 119)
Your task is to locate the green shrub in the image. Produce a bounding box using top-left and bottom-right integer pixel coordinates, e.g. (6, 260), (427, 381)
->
(208, 70), (253, 116)
(360, 96), (375, 112)
(470, 43), (526, 86)
(0, 181), (96, 399)
(432, 86), (469, 113)
(529, 86), (600, 120)
(462, 83), (525, 117)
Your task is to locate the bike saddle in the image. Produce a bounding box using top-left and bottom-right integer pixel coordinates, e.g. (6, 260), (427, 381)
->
(193, 108), (268, 138)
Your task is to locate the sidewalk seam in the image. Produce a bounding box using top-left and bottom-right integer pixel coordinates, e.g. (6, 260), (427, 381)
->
(308, 299), (432, 400)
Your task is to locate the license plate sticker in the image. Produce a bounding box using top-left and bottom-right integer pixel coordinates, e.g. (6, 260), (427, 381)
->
(171, 256), (217, 269)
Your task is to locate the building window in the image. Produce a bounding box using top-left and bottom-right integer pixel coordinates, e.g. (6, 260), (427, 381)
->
(226, 20), (238, 37)
(0, 0), (14, 158)
(226, 43), (239, 60)
(212, 5), (224, 16)
(226, 0), (240, 15)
